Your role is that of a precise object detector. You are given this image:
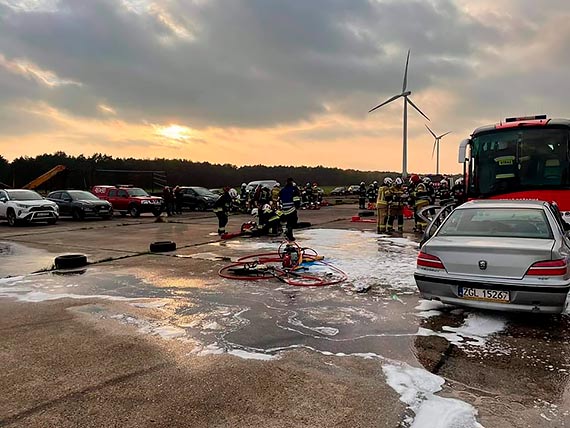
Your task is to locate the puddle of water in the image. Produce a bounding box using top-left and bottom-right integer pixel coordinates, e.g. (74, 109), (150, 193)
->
(0, 241), (56, 277)
(217, 229), (419, 292)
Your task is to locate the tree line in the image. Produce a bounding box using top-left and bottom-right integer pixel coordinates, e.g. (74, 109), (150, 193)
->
(0, 152), (403, 191)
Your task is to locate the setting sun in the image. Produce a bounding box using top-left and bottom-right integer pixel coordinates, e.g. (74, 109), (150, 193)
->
(154, 124), (192, 142)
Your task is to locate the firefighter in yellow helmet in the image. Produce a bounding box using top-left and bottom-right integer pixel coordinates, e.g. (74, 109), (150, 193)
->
(387, 177), (405, 233)
(376, 177), (393, 233)
(409, 175), (430, 233)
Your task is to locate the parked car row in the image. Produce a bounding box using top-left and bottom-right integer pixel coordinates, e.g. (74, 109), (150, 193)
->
(0, 184), (223, 226)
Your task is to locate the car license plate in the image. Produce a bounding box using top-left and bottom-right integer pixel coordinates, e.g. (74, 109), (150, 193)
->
(36, 212), (50, 218)
(458, 287), (510, 303)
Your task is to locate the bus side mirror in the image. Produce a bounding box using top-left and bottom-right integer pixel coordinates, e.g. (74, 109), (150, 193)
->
(458, 139), (471, 163)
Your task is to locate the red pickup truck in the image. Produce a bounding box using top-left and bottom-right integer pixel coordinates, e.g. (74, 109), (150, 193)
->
(92, 185), (163, 217)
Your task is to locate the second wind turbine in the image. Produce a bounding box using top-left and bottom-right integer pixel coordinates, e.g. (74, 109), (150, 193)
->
(368, 49), (429, 178)
(425, 124), (451, 175)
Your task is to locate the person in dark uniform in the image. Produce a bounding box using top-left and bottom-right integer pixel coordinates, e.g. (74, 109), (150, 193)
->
(358, 181), (367, 209)
(213, 187), (234, 235)
(279, 178), (301, 241)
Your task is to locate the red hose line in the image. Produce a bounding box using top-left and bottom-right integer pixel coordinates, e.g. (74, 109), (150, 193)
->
(218, 250), (348, 287)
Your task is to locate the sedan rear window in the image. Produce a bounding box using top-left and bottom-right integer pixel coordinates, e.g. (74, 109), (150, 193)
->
(437, 208), (553, 239)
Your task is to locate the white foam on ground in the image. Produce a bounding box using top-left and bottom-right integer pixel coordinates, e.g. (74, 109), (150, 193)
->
(192, 343), (277, 360)
(220, 229), (418, 291)
(418, 313), (507, 352)
(415, 300), (447, 319)
(382, 363), (483, 428)
(2, 289), (134, 303)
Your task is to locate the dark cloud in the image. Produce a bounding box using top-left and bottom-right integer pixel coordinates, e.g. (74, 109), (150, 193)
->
(0, 0), (568, 132)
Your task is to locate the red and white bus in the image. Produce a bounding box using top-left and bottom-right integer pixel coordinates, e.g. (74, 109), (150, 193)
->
(459, 115), (570, 218)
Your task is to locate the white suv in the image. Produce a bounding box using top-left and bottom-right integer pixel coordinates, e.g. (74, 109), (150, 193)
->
(0, 189), (59, 226)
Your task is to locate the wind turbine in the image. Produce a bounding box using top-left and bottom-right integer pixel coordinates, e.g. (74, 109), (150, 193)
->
(425, 124), (451, 175)
(368, 49), (429, 178)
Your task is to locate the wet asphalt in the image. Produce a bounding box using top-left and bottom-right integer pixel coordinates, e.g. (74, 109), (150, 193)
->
(1, 205), (569, 427)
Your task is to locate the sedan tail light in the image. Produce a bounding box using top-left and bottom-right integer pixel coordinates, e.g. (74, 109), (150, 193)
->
(526, 259), (567, 276)
(417, 251), (446, 270)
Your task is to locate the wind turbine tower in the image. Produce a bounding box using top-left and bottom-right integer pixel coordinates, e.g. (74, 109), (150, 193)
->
(369, 50), (429, 178)
(425, 124), (451, 175)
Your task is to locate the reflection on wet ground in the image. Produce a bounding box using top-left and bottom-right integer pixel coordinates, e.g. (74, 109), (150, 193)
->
(1, 228), (570, 426)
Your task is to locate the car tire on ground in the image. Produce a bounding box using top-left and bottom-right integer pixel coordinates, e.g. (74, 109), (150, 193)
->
(152, 209), (162, 217)
(47, 219), (57, 225)
(149, 241), (177, 252)
(72, 208), (84, 221)
(358, 211), (375, 217)
(129, 204), (141, 218)
(7, 209), (17, 227)
(197, 202), (206, 212)
(102, 214), (112, 220)
(54, 254), (88, 270)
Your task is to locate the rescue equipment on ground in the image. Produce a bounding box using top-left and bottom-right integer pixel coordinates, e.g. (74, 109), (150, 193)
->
(218, 241), (347, 287)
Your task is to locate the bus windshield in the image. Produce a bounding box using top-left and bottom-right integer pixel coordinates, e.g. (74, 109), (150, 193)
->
(470, 128), (570, 196)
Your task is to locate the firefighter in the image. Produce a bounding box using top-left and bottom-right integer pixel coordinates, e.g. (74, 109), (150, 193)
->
(367, 183), (377, 207)
(423, 177), (436, 204)
(410, 176), (430, 233)
(258, 203), (282, 236)
(358, 181), (367, 209)
(239, 183), (248, 212)
(280, 178), (301, 241)
(271, 183), (281, 209)
(213, 187), (235, 235)
(437, 179), (452, 205)
(452, 177), (466, 206)
(258, 185), (272, 209)
(387, 177), (405, 233)
(376, 177), (393, 233)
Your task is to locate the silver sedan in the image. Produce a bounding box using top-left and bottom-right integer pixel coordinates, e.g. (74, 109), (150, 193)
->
(415, 200), (570, 313)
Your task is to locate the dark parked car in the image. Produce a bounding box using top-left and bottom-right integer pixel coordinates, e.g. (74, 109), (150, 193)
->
(346, 185), (360, 195)
(179, 187), (219, 211)
(47, 190), (113, 220)
(330, 186), (347, 196)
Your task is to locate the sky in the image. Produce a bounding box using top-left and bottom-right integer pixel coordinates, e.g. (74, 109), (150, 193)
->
(1, 0), (569, 174)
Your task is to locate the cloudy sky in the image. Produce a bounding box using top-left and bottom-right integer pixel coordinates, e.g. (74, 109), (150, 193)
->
(0, 0), (569, 173)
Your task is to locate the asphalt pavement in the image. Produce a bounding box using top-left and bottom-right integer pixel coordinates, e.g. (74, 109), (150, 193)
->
(1, 205), (569, 427)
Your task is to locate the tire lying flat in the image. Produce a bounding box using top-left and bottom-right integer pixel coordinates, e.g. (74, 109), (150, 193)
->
(54, 254), (88, 270)
(149, 241), (177, 252)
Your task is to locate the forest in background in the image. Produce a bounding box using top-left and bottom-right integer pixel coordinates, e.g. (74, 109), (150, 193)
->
(0, 152), (413, 191)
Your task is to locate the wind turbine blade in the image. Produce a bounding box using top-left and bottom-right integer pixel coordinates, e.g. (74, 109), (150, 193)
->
(425, 124), (437, 139)
(438, 131), (452, 139)
(368, 94), (403, 113)
(402, 49), (410, 92)
(432, 140), (437, 158)
(407, 97), (430, 121)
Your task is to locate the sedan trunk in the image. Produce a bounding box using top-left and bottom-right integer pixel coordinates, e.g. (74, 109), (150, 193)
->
(425, 236), (555, 279)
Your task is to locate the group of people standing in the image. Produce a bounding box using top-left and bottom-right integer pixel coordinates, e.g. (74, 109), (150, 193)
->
(214, 178), (301, 241)
(375, 175), (465, 234)
(162, 186), (183, 216)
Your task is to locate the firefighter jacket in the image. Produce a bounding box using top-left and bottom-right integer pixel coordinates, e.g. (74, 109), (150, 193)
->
(376, 185), (390, 207)
(413, 183), (430, 207)
(389, 185), (405, 206)
(213, 192), (233, 213)
(358, 185), (367, 198)
(259, 187), (272, 205)
(280, 184), (301, 215)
